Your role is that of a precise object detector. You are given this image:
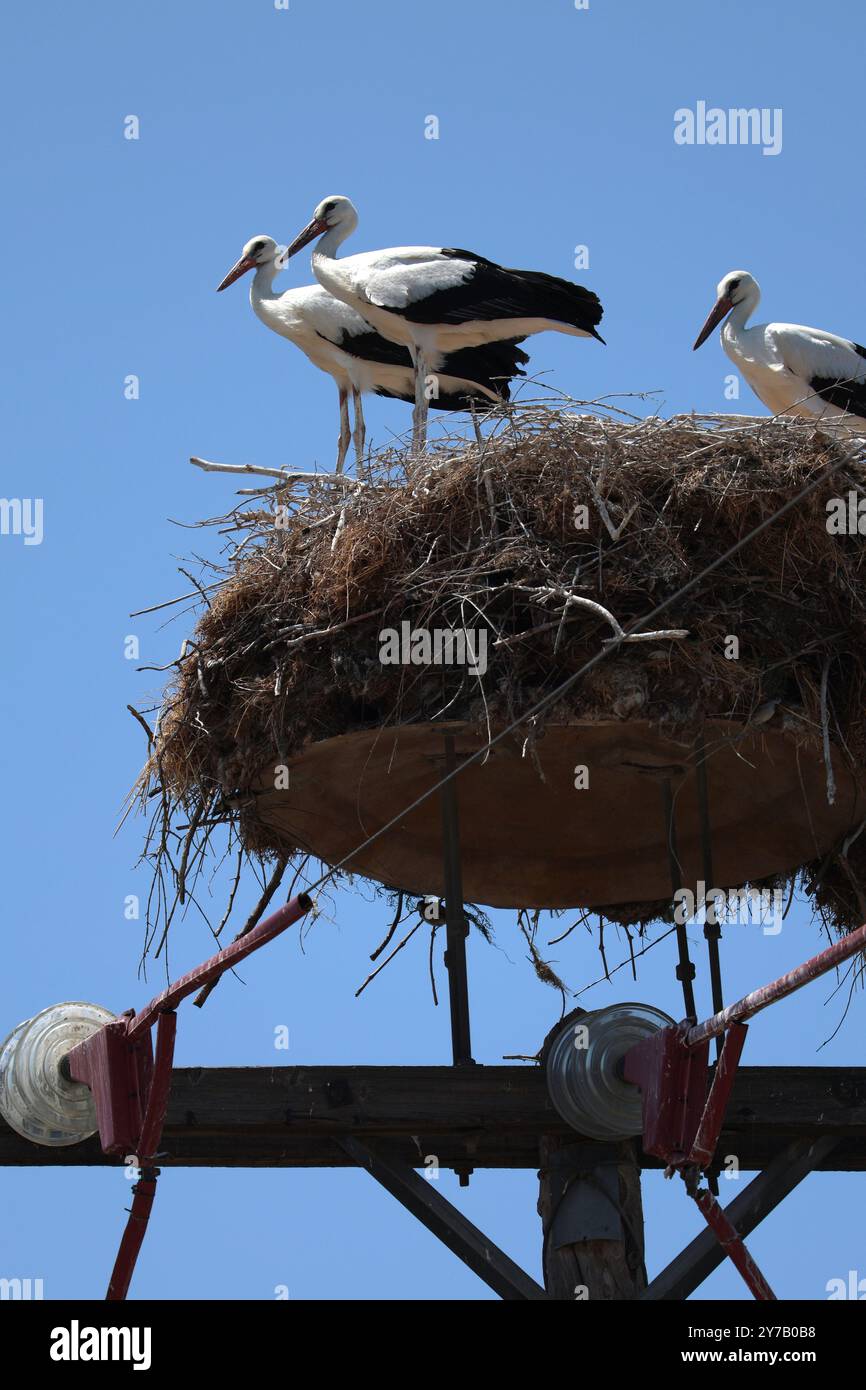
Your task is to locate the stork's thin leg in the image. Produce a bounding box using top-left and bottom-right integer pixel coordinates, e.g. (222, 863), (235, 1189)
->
(336, 386), (350, 474)
(411, 350), (423, 447)
(351, 387), (366, 477)
(470, 399), (484, 447)
(412, 349), (430, 452)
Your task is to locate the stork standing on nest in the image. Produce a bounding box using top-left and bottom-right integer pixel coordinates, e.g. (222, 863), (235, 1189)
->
(217, 235), (529, 474)
(284, 196), (605, 451)
(693, 270), (866, 431)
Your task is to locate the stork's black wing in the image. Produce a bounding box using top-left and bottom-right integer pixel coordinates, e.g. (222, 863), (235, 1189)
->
(399, 248), (604, 341)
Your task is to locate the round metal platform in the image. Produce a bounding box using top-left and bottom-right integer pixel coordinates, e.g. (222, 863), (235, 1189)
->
(250, 718), (862, 910)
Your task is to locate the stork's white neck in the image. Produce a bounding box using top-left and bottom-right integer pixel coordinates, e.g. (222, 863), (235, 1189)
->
(250, 259), (282, 302)
(727, 285), (761, 333)
(248, 257), (304, 341)
(720, 288), (761, 357)
(314, 220), (355, 261)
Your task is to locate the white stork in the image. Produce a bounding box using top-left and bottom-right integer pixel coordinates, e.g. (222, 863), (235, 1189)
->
(217, 235), (529, 473)
(693, 270), (866, 432)
(284, 196), (604, 449)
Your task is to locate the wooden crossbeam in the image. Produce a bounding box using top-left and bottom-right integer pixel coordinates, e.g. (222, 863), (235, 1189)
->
(1, 1066), (864, 1170)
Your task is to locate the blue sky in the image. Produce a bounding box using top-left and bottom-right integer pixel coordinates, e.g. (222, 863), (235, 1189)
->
(2, 0), (864, 1301)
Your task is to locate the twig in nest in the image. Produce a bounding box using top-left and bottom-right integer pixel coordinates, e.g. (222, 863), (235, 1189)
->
(215, 847), (244, 939)
(130, 581), (228, 618)
(177, 801), (207, 905)
(370, 891), (405, 961)
(137, 653), (196, 673)
(481, 468), (498, 537)
(586, 471), (638, 541)
(193, 853), (290, 1008)
(554, 564), (581, 656)
(330, 503), (348, 553)
(470, 400), (484, 448)
(428, 921), (439, 1005)
(178, 566), (212, 609)
(508, 586), (689, 648)
(190, 456), (367, 487)
(573, 925), (679, 999)
(126, 705), (154, 747)
(517, 909), (567, 1001)
(355, 921), (421, 996)
(264, 607), (383, 652)
(820, 657), (837, 806)
(547, 910), (591, 945)
(597, 918), (610, 981)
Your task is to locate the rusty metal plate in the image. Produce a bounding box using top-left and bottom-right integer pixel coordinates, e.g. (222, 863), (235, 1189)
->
(250, 719), (862, 911)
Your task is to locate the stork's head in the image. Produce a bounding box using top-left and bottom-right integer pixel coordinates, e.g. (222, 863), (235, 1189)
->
(693, 270), (760, 349)
(216, 235), (282, 291)
(285, 195), (359, 258)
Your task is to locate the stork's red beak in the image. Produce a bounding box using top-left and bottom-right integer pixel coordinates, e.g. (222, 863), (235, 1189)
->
(216, 255), (256, 292)
(693, 295), (734, 350)
(285, 216), (328, 258)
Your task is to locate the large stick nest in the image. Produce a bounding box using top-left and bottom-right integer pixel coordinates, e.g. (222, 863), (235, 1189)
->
(137, 402), (866, 961)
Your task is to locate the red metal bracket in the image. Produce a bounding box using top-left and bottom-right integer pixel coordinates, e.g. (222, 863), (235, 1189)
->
(61, 892), (313, 1300)
(623, 921), (866, 1299)
(623, 1022), (709, 1168)
(623, 1019), (748, 1171)
(624, 1021), (772, 1298)
(65, 1016), (153, 1156)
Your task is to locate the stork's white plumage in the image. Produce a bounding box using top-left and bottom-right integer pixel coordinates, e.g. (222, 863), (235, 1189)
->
(284, 196), (604, 449)
(218, 236), (529, 473)
(694, 270), (866, 432)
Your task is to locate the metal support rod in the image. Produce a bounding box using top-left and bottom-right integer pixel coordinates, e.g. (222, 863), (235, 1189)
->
(696, 736), (724, 1061)
(440, 735), (473, 1067)
(127, 893), (312, 1041)
(661, 778), (697, 1019)
(686, 919), (866, 1049)
(339, 1137), (547, 1300)
(687, 1023), (748, 1169)
(136, 1011), (177, 1161)
(106, 1178), (157, 1303)
(106, 1010), (177, 1301)
(690, 1185), (776, 1300)
(639, 1137), (841, 1300)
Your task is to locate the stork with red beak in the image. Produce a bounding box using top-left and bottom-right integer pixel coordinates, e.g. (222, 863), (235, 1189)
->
(694, 270), (866, 431)
(217, 235), (529, 474)
(284, 195), (604, 451)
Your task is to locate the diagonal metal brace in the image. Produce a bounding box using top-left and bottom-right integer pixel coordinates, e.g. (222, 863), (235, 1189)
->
(640, 1137), (842, 1300)
(339, 1136), (548, 1300)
